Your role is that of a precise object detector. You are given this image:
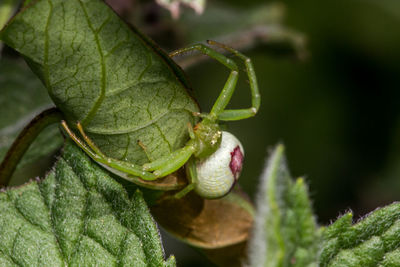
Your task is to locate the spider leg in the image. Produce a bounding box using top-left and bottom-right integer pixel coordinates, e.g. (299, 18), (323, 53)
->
(143, 140), (196, 177)
(61, 121), (156, 180)
(173, 157), (197, 199)
(170, 41), (260, 121)
(170, 43), (239, 121)
(137, 140), (154, 162)
(207, 40), (261, 121)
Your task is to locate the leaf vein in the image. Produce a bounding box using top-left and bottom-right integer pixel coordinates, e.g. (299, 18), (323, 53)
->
(44, 0), (53, 91)
(154, 124), (172, 152)
(68, 189), (90, 264)
(78, 0), (106, 127)
(86, 108), (193, 135)
(37, 180), (65, 264)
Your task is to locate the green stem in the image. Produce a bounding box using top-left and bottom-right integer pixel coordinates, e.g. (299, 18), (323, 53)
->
(0, 107), (63, 187)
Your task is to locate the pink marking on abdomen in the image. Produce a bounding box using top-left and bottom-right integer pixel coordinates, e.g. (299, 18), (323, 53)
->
(230, 146), (244, 180)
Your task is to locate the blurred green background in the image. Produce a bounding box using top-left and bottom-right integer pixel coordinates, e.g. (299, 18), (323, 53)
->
(2, 0), (400, 265)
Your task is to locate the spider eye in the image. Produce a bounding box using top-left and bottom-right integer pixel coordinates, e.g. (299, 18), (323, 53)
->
(194, 131), (244, 199)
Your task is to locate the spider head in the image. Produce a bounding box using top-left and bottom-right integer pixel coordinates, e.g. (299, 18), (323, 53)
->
(193, 120), (222, 159)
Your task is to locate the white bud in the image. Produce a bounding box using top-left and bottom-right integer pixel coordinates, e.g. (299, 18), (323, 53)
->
(194, 131), (244, 199)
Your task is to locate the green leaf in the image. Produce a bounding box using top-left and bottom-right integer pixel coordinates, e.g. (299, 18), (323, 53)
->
(0, 140), (175, 266)
(320, 203), (400, 267)
(248, 144), (320, 267)
(0, 58), (62, 184)
(1, 0), (199, 166)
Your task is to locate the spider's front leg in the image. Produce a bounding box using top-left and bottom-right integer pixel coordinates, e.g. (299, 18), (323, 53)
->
(142, 134), (197, 178)
(169, 40), (261, 122)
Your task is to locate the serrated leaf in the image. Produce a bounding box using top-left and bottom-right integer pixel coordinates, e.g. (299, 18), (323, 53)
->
(0, 58), (62, 184)
(320, 203), (400, 267)
(248, 144), (319, 267)
(1, 0), (199, 166)
(0, 140), (175, 266)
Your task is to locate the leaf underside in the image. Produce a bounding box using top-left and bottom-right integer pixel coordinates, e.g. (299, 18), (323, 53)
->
(0, 141), (175, 266)
(320, 203), (400, 267)
(248, 144), (320, 267)
(1, 0), (199, 165)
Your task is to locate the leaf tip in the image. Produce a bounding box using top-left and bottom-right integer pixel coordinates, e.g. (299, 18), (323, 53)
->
(296, 177), (305, 185)
(275, 142), (285, 154)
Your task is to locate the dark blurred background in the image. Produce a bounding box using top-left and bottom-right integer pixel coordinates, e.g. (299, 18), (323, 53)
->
(126, 0), (400, 264)
(126, 0), (400, 223)
(216, 0), (400, 222)
(3, 0), (400, 265)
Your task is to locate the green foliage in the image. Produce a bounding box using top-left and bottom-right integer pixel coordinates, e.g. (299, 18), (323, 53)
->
(320, 204), (400, 266)
(0, 58), (61, 183)
(249, 144), (400, 267)
(248, 144), (320, 267)
(1, 0), (199, 166)
(0, 140), (175, 266)
(1, 0), (399, 265)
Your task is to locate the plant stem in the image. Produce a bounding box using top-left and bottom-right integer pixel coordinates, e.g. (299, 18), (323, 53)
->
(0, 108), (63, 187)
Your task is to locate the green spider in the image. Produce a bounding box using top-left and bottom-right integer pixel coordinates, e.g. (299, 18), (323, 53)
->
(1, 0), (260, 199)
(62, 40), (260, 199)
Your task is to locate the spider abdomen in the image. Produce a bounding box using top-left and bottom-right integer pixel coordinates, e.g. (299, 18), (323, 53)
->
(194, 131), (244, 199)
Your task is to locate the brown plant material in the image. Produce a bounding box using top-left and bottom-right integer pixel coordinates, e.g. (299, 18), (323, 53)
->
(151, 187), (254, 249)
(202, 241), (248, 267)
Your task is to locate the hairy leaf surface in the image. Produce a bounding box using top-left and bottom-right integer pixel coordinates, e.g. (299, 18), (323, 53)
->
(0, 140), (175, 266)
(1, 0), (199, 165)
(320, 204), (400, 266)
(248, 144), (320, 267)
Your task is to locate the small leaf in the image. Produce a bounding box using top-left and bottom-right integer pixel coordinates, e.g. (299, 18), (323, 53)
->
(320, 203), (400, 266)
(248, 144), (320, 267)
(0, 141), (175, 266)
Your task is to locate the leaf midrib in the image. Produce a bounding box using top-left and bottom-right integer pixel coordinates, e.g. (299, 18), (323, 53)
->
(77, 0), (106, 127)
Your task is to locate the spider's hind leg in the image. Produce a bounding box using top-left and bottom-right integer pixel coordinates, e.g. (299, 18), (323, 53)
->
(173, 157), (197, 199)
(61, 121), (156, 180)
